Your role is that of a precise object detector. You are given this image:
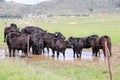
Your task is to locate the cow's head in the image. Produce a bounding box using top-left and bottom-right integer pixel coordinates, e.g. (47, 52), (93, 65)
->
(67, 37), (74, 42)
(86, 35), (99, 45)
(55, 32), (66, 40)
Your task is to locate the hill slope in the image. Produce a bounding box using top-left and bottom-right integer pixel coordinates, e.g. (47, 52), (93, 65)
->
(0, 0), (120, 18)
(0, 2), (32, 18)
(34, 0), (120, 15)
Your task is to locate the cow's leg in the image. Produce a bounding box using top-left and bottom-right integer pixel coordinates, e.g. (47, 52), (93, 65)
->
(92, 48), (94, 56)
(38, 44), (41, 55)
(63, 51), (65, 58)
(34, 46), (38, 54)
(13, 49), (15, 57)
(73, 49), (75, 58)
(97, 49), (100, 57)
(103, 48), (106, 57)
(36, 49), (39, 55)
(39, 48), (43, 55)
(76, 52), (79, 58)
(98, 49), (100, 57)
(51, 49), (55, 57)
(32, 47), (34, 54)
(23, 49), (28, 57)
(109, 47), (112, 57)
(4, 33), (6, 42)
(79, 50), (82, 58)
(47, 47), (49, 54)
(33, 46), (38, 54)
(92, 48), (95, 56)
(95, 50), (98, 57)
(76, 50), (79, 58)
(32, 45), (35, 54)
(57, 51), (59, 58)
(43, 47), (45, 54)
(43, 49), (45, 54)
(9, 48), (12, 57)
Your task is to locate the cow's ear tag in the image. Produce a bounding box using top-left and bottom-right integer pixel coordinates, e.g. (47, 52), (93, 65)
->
(55, 33), (58, 36)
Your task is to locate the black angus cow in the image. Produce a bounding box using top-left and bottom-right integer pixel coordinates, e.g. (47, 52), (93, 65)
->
(21, 26), (46, 34)
(10, 23), (18, 28)
(43, 32), (66, 53)
(6, 32), (32, 57)
(82, 35), (99, 48)
(86, 35), (100, 56)
(67, 37), (84, 58)
(91, 35), (112, 57)
(31, 32), (45, 55)
(67, 35), (99, 58)
(21, 26), (47, 54)
(51, 38), (72, 58)
(4, 23), (20, 42)
(30, 30), (65, 54)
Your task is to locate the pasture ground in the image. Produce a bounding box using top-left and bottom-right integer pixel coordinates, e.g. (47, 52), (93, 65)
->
(0, 45), (120, 80)
(0, 14), (120, 80)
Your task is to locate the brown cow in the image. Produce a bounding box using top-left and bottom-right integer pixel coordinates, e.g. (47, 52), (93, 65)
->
(51, 39), (72, 58)
(91, 35), (112, 57)
(6, 32), (32, 57)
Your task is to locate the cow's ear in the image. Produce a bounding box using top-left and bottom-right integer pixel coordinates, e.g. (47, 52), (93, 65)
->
(86, 36), (90, 40)
(70, 36), (73, 39)
(45, 30), (47, 32)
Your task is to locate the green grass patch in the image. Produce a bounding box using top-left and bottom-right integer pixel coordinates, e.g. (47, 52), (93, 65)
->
(1, 15), (120, 46)
(0, 59), (112, 80)
(0, 59), (72, 80)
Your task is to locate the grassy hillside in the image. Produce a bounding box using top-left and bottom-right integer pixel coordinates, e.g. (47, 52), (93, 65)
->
(0, 0), (120, 17)
(35, 0), (120, 15)
(0, 2), (31, 18)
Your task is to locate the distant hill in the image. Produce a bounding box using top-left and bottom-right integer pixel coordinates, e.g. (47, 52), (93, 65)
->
(0, 0), (120, 18)
(0, 0), (5, 2)
(0, 2), (31, 18)
(34, 0), (120, 15)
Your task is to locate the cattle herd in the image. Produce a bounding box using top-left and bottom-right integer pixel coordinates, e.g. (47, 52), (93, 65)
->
(4, 23), (112, 58)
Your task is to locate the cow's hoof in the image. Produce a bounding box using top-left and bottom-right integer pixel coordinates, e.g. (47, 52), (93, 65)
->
(77, 56), (79, 58)
(51, 55), (55, 57)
